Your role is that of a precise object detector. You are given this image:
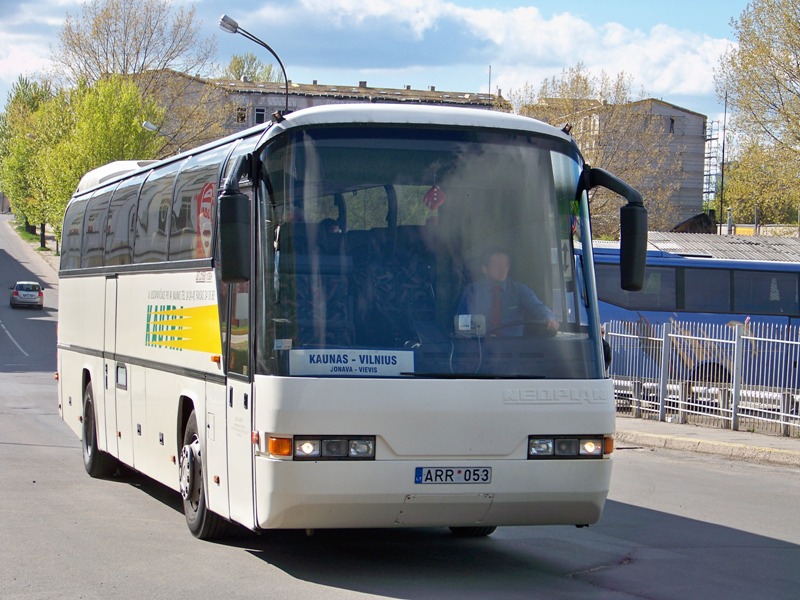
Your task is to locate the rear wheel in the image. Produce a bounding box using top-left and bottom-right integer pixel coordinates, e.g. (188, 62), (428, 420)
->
(179, 410), (228, 540)
(449, 526), (497, 538)
(82, 383), (117, 478)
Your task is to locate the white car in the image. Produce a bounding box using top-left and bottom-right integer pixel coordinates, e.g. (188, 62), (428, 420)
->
(9, 281), (44, 309)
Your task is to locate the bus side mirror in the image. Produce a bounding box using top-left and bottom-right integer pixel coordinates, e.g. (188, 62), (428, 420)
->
(619, 203), (647, 291)
(218, 190), (250, 283)
(218, 158), (251, 284)
(587, 166), (647, 291)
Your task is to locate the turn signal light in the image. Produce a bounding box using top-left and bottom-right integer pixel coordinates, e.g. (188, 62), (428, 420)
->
(268, 436), (292, 456)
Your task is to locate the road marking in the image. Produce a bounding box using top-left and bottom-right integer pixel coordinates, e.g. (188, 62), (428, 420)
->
(0, 320), (30, 357)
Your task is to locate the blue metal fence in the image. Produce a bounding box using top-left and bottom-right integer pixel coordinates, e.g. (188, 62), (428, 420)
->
(607, 319), (800, 437)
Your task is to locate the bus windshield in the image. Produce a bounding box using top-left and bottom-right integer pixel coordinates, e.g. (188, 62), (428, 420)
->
(255, 125), (599, 379)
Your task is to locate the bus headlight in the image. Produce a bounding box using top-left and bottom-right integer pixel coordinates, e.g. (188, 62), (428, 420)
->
(294, 439), (320, 458)
(529, 438), (554, 456)
(528, 436), (609, 459)
(349, 439), (374, 458)
(293, 436), (376, 460)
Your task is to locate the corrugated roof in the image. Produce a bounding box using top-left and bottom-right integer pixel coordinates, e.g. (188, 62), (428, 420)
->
(626, 232), (800, 262)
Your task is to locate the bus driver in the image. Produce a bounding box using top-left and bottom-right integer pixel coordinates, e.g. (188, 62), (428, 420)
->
(457, 247), (560, 336)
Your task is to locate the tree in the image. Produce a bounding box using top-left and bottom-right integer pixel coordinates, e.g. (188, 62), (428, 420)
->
(0, 77), (54, 240)
(54, 0), (214, 89)
(723, 141), (800, 225)
(34, 77), (165, 243)
(52, 0), (227, 153)
(219, 52), (281, 83)
(506, 64), (683, 236)
(715, 0), (800, 225)
(716, 0), (800, 152)
(0, 76), (164, 246)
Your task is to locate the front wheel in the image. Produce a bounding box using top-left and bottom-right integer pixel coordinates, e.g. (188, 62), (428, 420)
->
(82, 383), (117, 478)
(179, 410), (228, 540)
(449, 526), (497, 538)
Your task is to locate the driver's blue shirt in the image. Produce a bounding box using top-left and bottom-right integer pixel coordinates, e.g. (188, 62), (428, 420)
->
(457, 278), (555, 336)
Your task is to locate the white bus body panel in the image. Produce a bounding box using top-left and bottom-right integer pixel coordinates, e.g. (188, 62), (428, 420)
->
(58, 269), (225, 493)
(251, 377), (614, 529)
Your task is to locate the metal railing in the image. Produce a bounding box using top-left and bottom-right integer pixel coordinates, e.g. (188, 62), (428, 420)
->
(606, 319), (800, 437)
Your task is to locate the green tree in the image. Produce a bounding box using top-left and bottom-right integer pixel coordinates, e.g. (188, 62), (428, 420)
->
(0, 77), (54, 241)
(219, 52), (281, 83)
(506, 64), (683, 236)
(723, 141), (800, 224)
(715, 0), (800, 225)
(35, 77), (165, 243)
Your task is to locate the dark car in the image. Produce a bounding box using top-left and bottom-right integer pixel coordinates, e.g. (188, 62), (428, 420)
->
(9, 281), (44, 309)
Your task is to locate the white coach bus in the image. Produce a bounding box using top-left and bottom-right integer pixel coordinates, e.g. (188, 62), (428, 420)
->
(57, 104), (646, 539)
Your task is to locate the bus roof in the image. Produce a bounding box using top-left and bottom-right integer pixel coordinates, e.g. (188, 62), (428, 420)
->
(75, 160), (157, 194)
(268, 103), (574, 142)
(70, 104), (576, 199)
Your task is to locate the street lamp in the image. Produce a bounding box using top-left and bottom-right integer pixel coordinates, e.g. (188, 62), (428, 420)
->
(219, 14), (289, 114)
(142, 120), (181, 153)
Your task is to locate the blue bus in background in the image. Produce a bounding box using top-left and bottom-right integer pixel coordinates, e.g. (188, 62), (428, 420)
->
(593, 238), (800, 395)
(593, 243), (800, 328)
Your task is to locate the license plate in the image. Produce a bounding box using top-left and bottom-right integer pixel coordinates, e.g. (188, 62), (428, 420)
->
(414, 467), (492, 484)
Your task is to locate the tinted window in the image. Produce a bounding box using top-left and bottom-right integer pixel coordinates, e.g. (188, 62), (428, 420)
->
(61, 198), (88, 270)
(684, 268), (731, 312)
(596, 264), (676, 311)
(105, 172), (148, 266)
(734, 271), (799, 315)
(169, 145), (231, 261)
(134, 162), (182, 263)
(81, 189), (113, 268)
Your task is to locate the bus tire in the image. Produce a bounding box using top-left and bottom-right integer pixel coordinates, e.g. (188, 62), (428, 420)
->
(82, 383), (118, 478)
(449, 526), (497, 538)
(179, 410), (228, 540)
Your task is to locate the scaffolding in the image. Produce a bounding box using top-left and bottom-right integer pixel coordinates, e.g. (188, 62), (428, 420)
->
(704, 120), (720, 217)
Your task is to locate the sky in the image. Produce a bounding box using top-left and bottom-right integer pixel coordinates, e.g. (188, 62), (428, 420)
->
(0, 0), (751, 125)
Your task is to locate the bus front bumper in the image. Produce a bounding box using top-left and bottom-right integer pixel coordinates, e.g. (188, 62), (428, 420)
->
(253, 456), (612, 530)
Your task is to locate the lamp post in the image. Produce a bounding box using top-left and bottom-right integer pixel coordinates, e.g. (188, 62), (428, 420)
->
(219, 14), (289, 114)
(142, 121), (181, 153)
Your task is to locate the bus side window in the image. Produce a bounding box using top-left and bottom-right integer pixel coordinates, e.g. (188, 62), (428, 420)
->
(134, 164), (180, 264)
(734, 271), (800, 315)
(81, 189), (113, 268)
(684, 268), (731, 312)
(170, 144), (232, 261)
(61, 198), (88, 270)
(104, 174), (146, 266)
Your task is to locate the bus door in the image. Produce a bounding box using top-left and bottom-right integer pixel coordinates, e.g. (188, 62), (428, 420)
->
(225, 280), (255, 529)
(104, 276), (133, 465)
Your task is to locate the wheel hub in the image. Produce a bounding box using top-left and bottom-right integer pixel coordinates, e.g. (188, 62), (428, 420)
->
(179, 439), (200, 501)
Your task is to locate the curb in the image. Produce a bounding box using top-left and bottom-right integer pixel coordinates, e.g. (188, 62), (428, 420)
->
(615, 430), (800, 468)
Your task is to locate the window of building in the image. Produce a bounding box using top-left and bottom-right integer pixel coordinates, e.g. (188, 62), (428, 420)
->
(236, 107), (247, 123)
(255, 108), (266, 124)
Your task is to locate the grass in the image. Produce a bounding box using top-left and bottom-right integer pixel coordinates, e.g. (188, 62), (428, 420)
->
(14, 223), (40, 244)
(14, 221), (58, 254)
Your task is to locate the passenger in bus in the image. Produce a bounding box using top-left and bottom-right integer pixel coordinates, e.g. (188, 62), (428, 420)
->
(458, 247), (559, 336)
(317, 218), (343, 254)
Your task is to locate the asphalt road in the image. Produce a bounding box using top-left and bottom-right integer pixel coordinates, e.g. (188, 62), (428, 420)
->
(1, 214), (799, 599)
